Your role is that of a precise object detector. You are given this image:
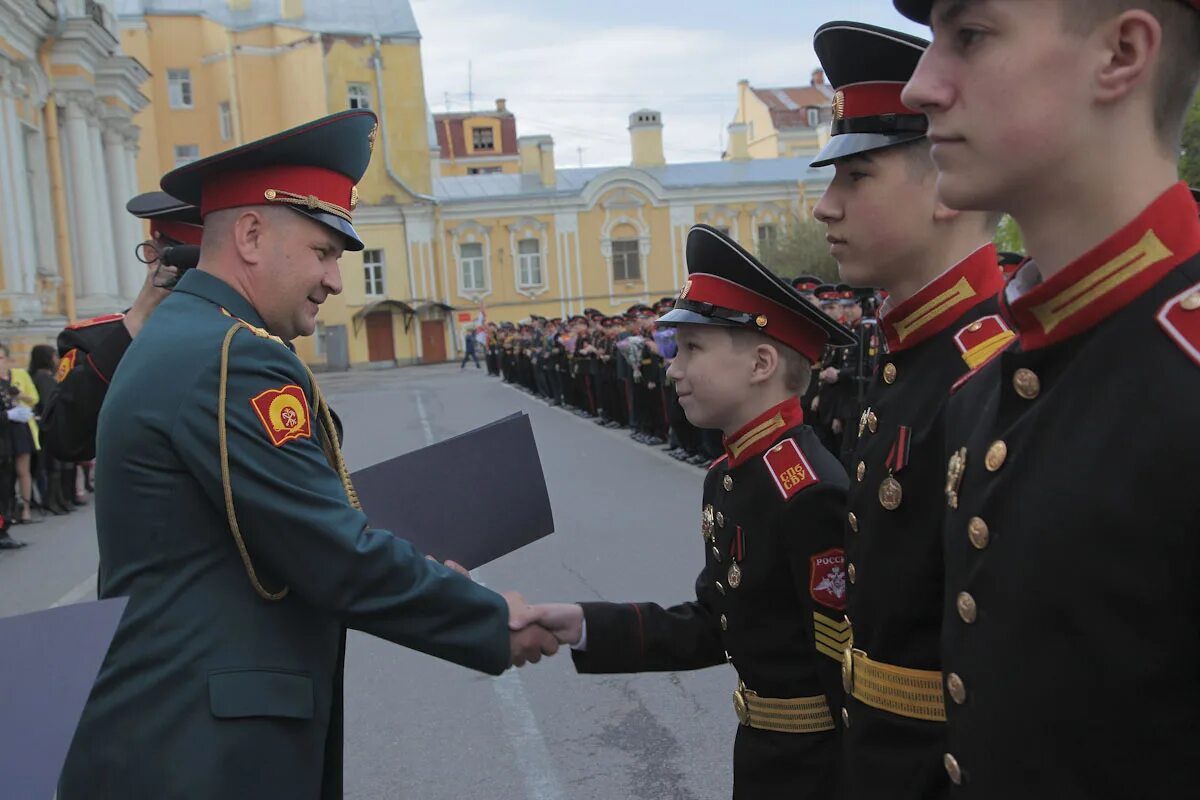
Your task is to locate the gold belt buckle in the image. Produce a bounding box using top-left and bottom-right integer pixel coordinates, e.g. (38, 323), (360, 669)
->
(842, 647), (861, 693)
(732, 681), (756, 726)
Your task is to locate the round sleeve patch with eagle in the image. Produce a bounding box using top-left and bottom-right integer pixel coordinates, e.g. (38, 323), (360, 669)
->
(249, 385), (312, 446)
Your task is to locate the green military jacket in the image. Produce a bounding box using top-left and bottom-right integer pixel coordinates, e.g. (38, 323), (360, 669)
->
(60, 269), (510, 800)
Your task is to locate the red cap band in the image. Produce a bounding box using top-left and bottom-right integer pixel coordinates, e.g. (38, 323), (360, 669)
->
(684, 273), (828, 363)
(151, 219), (203, 246)
(835, 81), (913, 120)
(200, 164), (353, 219)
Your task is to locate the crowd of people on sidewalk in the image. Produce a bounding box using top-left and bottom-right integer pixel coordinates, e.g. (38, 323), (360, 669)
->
(0, 344), (92, 550)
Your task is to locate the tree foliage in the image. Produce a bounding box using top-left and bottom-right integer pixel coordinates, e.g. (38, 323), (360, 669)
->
(993, 214), (1024, 255)
(1180, 93), (1200, 188)
(758, 215), (840, 282)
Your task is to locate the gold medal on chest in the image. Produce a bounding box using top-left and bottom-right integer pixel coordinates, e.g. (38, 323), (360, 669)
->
(702, 504), (715, 540)
(878, 476), (903, 510)
(727, 562), (743, 589)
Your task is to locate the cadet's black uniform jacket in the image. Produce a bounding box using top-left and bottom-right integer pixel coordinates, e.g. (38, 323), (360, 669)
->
(842, 245), (1009, 800)
(40, 313), (130, 462)
(572, 397), (848, 799)
(938, 183), (1200, 797)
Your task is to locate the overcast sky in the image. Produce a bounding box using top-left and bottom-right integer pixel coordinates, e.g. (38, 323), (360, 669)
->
(411, 0), (928, 168)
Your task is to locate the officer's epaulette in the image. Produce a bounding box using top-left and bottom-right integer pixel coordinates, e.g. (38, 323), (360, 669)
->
(66, 312), (124, 330)
(220, 308), (287, 348)
(1156, 280), (1200, 367)
(953, 314), (1016, 370)
(763, 438), (819, 501)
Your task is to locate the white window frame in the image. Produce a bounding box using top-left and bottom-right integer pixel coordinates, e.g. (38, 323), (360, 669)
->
(757, 223), (778, 253)
(313, 321), (327, 358)
(167, 69), (193, 109)
(174, 144), (200, 167)
(611, 239), (641, 282)
(471, 126), (495, 151)
(218, 101), (233, 141)
(517, 238), (543, 287)
(362, 249), (385, 297)
(807, 107), (819, 127)
(347, 83), (372, 110)
(459, 242), (487, 291)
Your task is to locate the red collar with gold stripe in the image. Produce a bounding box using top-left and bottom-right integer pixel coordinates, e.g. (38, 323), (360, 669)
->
(881, 243), (1004, 352)
(723, 396), (804, 469)
(1009, 181), (1200, 350)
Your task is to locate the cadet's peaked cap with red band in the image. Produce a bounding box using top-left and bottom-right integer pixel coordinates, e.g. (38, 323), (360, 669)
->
(160, 110), (377, 252)
(896, 0), (1200, 23)
(658, 225), (854, 363)
(810, 21), (929, 168)
(125, 191), (203, 246)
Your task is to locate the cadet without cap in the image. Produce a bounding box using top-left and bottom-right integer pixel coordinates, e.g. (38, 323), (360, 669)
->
(809, 21), (929, 169)
(160, 110), (376, 251)
(658, 225), (854, 363)
(895, 0), (1200, 23)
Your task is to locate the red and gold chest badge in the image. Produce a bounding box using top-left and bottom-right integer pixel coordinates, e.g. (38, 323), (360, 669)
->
(810, 548), (848, 611)
(763, 438), (819, 500)
(953, 314), (1016, 370)
(1157, 280), (1200, 367)
(249, 385), (312, 447)
(55, 349), (78, 383)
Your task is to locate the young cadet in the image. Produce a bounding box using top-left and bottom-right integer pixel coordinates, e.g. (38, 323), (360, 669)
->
(896, 0), (1200, 795)
(521, 225), (856, 799)
(808, 21), (1010, 800)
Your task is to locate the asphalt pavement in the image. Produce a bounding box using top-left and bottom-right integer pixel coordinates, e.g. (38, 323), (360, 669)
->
(0, 363), (735, 799)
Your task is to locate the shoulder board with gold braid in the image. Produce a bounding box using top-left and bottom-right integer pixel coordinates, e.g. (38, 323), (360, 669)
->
(763, 438), (820, 500)
(952, 313), (1016, 370)
(66, 312), (125, 330)
(219, 308), (288, 347)
(1157, 280), (1200, 367)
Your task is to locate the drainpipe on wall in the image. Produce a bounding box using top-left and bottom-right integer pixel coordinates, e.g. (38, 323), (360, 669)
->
(41, 2), (76, 322)
(371, 34), (441, 362)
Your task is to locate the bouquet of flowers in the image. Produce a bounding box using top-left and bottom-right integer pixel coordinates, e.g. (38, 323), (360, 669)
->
(616, 335), (646, 381)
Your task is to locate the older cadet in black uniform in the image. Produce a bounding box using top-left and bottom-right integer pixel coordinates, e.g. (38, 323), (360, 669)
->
(41, 192), (202, 463)
(523, 226), (856, 799)
(809, 21), (1010, 800)
(898, 0), (1200, 795)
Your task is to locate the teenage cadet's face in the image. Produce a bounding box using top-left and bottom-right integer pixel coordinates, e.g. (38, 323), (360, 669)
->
(843, 304), (863, 325)
(667, 325), (754, 431)
(902, 0), (1094, 213)
(257, 210), (345, 341)
(814, 147), (941, 288)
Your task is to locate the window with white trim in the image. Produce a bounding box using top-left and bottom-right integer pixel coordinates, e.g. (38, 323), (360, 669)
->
(348, 83), (371, 110)
(460, 242), (486, 291)
(471, 127), (495, 151)
(517, 238), (542, 287)
(362, 249), (385, 297)
(757, 223), (778, 253)
(174, 144), (200, 167)
(167, 69), (193, 109)
(612, 239), (641, 281)
(807, 107), (819, 127)
(218, 101), (233, 141)
(314, 321), (327, 358)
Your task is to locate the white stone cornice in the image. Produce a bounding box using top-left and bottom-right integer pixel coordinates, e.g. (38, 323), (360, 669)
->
(50, 16), (119, 78)
(0, 0), (56, 60)
(95, 54), (150, 113)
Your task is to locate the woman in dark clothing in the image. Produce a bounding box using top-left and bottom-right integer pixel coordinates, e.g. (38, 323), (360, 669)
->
(29, 345), (70, 515)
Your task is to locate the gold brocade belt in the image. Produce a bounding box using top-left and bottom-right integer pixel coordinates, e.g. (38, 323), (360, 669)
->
(732, 681), (835, 734)
(842, 648), (947, 722)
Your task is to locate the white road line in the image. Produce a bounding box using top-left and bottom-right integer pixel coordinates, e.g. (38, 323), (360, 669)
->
(51, 572), (98, 608)
(414, 389), (566, 800)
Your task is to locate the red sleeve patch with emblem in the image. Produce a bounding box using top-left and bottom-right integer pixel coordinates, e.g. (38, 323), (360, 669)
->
(1157, 281), (1200, 366)
(55, 349), (77, 383)
(763, 438), (819, 500)
(249, 385), (312, 447)
(810, 548), (847, 610)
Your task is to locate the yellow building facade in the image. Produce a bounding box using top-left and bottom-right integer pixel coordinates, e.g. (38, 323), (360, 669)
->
(726, 75), (834, 162)
(114, 0), (833, 370)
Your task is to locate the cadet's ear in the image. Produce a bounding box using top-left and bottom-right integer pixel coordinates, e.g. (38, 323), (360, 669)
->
(232, 209), (266, 265)
(750, 341), (781, 386)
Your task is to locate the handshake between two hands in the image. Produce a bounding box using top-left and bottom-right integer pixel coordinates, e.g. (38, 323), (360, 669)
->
(435, 558), (583, 669)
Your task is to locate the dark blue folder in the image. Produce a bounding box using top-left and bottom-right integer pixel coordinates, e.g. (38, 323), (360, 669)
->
(351, 412), (554, 569)
(0, 598), (127, 800)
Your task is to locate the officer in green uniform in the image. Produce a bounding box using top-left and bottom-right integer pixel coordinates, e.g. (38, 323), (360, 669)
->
(58, 111), (556, 800)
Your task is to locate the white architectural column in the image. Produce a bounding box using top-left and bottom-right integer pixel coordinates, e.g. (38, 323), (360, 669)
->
(61, 97), (109, 297)
(86, 111), (120, 295)
(122, 130), (146, 270)
(0, 68), (28, 295)
(1, 93), (37, 296)
(104, 123), (141, 298)
(26, 119), (58, 279)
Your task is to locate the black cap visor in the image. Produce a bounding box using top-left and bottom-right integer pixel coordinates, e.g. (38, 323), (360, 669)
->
(286, 207), (365, 252)
(811, 131), (927, 168)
